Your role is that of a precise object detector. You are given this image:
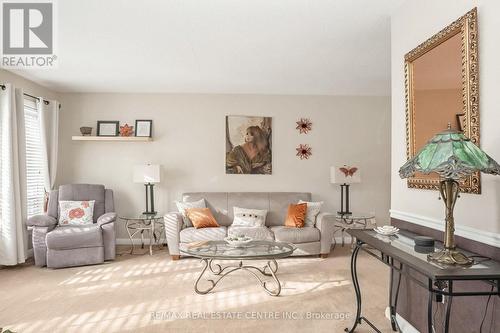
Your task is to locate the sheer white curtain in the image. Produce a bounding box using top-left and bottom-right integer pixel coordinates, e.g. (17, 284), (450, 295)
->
(0, 84), (28, 265)
(38, 99), (59, 190)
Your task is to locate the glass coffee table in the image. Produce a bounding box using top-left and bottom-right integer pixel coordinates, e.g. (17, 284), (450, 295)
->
(180, 240), (295, 296)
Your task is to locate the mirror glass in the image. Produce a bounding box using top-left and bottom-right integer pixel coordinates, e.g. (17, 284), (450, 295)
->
(404, 8), (480, 193)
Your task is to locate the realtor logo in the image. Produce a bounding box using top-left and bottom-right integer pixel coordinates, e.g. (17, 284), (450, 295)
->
(1, 1), (56, 68)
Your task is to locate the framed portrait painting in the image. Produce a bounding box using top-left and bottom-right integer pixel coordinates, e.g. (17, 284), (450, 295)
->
(225, 116), (272, 175)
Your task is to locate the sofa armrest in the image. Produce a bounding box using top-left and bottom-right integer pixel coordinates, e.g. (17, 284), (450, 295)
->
(165, 212), (183, 258)
(27, 214), (57, 228)
(316, 213), (336, 255)
(98, 212), (117, 226)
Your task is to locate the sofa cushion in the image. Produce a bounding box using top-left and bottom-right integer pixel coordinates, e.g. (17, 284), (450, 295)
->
(183, 193), (232, 226)
(284, 203), (307, 228)
(298, 200), (323, 227)
(175, 199), (206, 227)
(232, 206), (267, 227)
(180, 226), (227, 243)
(58, 200), (95, 226)
(228, 226), (274, 241)
(46, 225), (103, 250)
(270, 226), (320, 244)
(267, 192), (311, 226)
(58, 184), (105, 222)
(185, 208), (219, 229)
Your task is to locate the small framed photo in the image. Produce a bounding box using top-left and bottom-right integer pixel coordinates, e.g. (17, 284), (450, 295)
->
(97, 121), (119, 136)
(135, 120), (153, 137)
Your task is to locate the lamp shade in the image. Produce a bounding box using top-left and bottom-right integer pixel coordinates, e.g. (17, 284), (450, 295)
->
(399, 129), (500, 180)
(133, 164), (161, 183)
(330, 165), (361, 184)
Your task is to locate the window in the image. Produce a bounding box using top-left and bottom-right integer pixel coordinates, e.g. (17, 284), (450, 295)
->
(24, 98), (45, 218)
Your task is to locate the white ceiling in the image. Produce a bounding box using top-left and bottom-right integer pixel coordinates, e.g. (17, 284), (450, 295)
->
(8, 0), (404, 95)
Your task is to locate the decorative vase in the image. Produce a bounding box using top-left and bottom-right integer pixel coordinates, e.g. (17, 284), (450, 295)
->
(80, 126), (92, 136)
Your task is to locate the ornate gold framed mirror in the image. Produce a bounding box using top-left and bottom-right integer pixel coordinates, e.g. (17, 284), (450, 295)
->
(404, 8), (480, 194)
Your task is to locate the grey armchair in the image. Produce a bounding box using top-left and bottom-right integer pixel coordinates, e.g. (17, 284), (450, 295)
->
(27, 184), (116, 268)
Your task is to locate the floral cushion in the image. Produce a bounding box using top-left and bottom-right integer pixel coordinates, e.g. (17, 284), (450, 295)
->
(58, 200), (95, 226)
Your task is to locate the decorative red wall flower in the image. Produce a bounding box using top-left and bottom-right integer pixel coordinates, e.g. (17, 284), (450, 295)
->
(296, 144), (312, 160)
(296, 118), (312, 134)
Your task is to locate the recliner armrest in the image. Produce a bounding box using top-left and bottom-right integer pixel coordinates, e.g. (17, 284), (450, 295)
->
(27, 215), (57, 228)
(97, 212), (117, 226)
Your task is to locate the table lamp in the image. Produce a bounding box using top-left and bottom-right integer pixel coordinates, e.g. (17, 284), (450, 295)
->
(133, 164), (161, 215)
(399, 125), (500, 266)
(331, 165), (361, 215)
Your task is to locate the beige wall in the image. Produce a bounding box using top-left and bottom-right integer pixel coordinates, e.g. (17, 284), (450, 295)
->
(391, 0), (500, 245)
(59, 93), (391, 239)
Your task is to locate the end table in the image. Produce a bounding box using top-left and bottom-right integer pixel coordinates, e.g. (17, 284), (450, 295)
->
(119, 214), (165, 255)
(333, 213), (376, 249)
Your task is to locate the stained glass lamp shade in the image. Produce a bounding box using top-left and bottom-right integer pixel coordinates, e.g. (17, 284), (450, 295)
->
(399, 127), (500, 266)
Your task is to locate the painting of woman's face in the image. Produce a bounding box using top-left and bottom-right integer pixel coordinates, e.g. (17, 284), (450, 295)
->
(244, 131), (254, 143)
(226, 116), (272, 175)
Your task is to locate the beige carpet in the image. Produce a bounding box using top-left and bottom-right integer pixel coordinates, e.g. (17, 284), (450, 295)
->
(0, 246), (392, 333)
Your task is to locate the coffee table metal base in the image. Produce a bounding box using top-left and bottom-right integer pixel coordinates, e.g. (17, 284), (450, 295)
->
(194, 259), (281, 296)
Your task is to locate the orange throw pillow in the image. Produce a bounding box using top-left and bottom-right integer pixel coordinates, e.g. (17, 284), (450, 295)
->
(185, 208), (220, 229)
(284, 203), (307, 228)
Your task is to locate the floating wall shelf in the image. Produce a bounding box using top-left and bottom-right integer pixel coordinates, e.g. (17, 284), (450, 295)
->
(72, 136), (153, 142)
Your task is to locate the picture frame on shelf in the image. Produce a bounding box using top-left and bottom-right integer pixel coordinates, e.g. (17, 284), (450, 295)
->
(135, 120), (153, 137)
(97, 121), (119, 136)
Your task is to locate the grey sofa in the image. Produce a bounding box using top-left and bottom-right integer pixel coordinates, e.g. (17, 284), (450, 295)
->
(165, 192), (335, 260)
(26, 184), (116, 268)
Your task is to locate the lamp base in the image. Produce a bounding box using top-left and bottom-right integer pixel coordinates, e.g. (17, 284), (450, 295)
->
(427, 248), (473, 266)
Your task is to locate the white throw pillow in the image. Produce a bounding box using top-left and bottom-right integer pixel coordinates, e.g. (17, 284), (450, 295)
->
(298, 200), (323, 227)
(232, 206), (267, 227)
(58, 200), (95, 226)
(175, 199), (206, 227)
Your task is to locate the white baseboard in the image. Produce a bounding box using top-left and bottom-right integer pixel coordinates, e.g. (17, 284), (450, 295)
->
(390, 210), (500, 248)
(385, 307), (420, 333)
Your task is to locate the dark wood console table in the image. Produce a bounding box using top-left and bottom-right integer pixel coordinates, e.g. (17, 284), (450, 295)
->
(345, 229), (500, 333)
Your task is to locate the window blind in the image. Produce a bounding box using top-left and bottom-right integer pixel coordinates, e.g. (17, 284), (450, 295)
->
(24, 98), (45, 218)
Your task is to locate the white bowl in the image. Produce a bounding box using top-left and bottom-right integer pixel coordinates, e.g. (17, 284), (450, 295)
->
(224, 236), (253, 247)
(375, 226), (399, 236)
(380, 225), (398, 231)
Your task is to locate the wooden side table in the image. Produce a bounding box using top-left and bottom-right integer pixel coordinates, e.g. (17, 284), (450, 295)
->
(333, 213), (376, 249)
(119, 214), (165, 255)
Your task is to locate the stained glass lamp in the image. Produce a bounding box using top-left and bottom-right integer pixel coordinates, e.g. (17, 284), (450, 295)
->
(399, 126), (500, 266)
